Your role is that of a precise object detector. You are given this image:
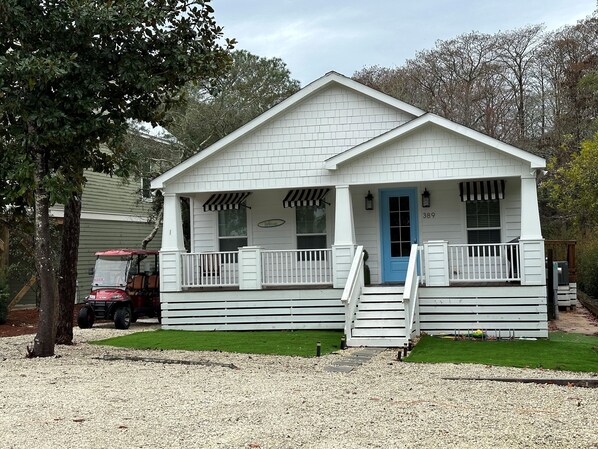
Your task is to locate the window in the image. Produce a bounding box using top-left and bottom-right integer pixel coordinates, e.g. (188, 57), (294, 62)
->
(296, 205), (327, 255)
(466, 201), (501, 255)
(218, 208), (247, 251)
(389, 195), (411, 257)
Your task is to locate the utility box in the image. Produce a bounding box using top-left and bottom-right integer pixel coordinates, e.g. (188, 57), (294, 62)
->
(556, 261), (569, 286)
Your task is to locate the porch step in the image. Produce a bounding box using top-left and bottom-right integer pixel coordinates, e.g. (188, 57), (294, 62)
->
(362, 286), (404, 295)
(346, 336), (409, 348)
(349, 286), (408, 346)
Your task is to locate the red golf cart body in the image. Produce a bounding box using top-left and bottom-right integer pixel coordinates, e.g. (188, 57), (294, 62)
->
(78, 249), (160, 329)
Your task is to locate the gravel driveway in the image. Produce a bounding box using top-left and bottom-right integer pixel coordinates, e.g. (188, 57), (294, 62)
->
(1, 324), (597, 449)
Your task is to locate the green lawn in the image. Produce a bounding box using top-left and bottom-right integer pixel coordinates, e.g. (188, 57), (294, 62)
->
(406, 332), (598, 373)
(91, 329), (343, 357)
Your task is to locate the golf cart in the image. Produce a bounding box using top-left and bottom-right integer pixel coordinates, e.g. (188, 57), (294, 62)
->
(78, 249), (160, 329)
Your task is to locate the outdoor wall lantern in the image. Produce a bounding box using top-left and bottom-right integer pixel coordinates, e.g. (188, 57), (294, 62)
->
(421, 188), (431, 208)
(365, 191), (374, 210)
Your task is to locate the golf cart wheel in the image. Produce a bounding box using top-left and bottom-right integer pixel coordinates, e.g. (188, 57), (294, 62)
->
(114, 305), (132, 330)
(77, 306), (95, 329)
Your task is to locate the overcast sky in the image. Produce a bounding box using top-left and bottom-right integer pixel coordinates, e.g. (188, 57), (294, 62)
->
(213, 0), (596, 86)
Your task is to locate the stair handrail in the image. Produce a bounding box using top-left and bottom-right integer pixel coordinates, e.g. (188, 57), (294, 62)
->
(341, 245), (365, 341)
(403, 244), (421, 339)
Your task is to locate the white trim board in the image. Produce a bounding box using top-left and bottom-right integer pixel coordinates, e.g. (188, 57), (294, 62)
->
(50, 208), (149, 223)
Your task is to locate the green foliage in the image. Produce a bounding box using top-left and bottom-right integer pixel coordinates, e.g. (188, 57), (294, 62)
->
(577, 236), (598, 298)
(0, 0), (234, 208)
(167, 50), (300, 154)
(542, 132), (598, 229)
(407, 333), (598, 372)
(92, 329), (343, 357)
(0, 0), (234, 355)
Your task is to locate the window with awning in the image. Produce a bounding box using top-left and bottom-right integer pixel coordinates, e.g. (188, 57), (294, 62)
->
(459, 180), (505, 202)
(460, 181), (505, 254)
(283, 188), (330, 208)
(203, 192), (251, 212)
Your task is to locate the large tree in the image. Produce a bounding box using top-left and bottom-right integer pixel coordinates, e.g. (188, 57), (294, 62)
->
(166, 50), (301, 154)
(0, 0), (233, 356)
(125, 51), (300, 253)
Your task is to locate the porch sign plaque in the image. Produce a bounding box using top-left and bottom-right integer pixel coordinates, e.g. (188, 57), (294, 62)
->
(258, 219), (286, 228)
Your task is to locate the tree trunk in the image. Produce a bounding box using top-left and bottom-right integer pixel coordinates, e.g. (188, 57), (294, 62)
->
(141, 206), (163, 250)
(55, 188), (82, 345)
(29, 148), (57, 357)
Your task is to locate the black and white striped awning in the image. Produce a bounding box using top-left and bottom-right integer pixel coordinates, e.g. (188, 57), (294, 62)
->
(460, 180), (505, 202)
(283, 188), (330, 208)
(203, 192), (251, 212)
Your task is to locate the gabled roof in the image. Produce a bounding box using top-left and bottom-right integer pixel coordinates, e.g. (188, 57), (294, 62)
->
(151, 72), (425, 189)
(324, 113), (546, 170)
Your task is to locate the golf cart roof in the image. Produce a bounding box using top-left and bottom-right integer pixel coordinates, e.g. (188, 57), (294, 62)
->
(95, 249), (160, 257)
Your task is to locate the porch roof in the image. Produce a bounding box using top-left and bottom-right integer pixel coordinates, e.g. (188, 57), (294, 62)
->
(323, 113), (546, 171)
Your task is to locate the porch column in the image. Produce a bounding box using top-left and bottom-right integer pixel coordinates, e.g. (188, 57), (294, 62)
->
(423, 240), (449, 286)
(519, 172), (545, 286)
(238, 246), (263, 290)
(160, 193), (186, 292)
(332, 185), (356, 288)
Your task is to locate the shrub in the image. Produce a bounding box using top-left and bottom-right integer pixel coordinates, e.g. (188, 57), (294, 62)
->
(577, 237), (598, 298)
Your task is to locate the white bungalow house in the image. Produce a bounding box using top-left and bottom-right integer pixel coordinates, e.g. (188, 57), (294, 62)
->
(152, 72), (547, 346)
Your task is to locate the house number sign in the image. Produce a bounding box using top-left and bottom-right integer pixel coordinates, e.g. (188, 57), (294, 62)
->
(258, 219), (286, 228)
(422, 212), (436, 219)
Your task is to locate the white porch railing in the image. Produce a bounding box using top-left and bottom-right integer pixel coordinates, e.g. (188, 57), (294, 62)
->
(181, 252), (239, 288)
(417, 245), (426, 285)
(261, 248), (333, 286)
(448, 242), (520, 282)
(403, 244), (421, 339)
(340, 246), (365, 342)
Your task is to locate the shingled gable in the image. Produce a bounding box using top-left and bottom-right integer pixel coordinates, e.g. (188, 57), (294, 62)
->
(151, 71), (425, 189)
(324, 113), (546, 170)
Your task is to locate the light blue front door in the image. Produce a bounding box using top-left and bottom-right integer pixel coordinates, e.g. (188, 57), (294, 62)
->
(380, 189), (419, 283)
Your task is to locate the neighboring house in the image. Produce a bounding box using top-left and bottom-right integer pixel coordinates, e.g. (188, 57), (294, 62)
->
(10, 170), (161, 306)
(52, 171), (162, 303)
(151, 72), (547, 346)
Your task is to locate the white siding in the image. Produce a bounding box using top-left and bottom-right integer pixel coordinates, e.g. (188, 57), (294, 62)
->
(160, 252), (181, 292)
(419, 180), (465, 244)
(161, 289), (344, 330)
(192, 189), (335, 252)
(171, 121), (530, 195)
(418, 177), (521, 245)
(191, 193), (218, 252)
(352, 185), (381, 284)
(169, 85), (414, 193)
(418, 285), (548, 338)
(503, 180), (522, 242)
(335, 125), (529, 185)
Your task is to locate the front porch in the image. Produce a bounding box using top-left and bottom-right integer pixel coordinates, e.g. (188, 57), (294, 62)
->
(176, 241), (524, 291)
(159, 240), (548, 343)
(158, 175), (548, 344)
